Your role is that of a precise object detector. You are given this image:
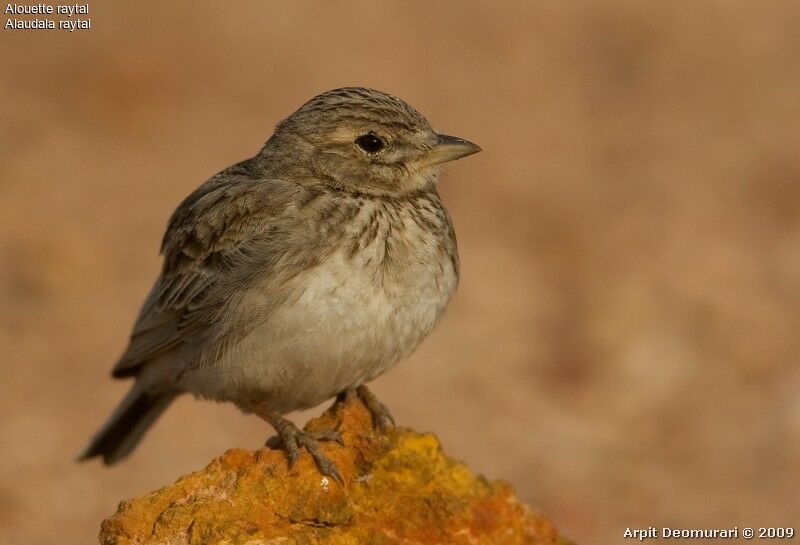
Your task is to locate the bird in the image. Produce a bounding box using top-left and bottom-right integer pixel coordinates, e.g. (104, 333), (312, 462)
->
(78, 87), (481, 482)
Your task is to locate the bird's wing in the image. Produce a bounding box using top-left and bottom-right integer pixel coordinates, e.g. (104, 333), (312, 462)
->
(112, 160), (302, 378)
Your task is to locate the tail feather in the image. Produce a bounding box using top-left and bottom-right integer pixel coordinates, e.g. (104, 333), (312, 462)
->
(78, 386), (176, 465)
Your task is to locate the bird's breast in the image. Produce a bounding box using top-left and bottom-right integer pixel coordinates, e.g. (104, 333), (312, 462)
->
(205, 195), (458, 412)
(274, 200), (459, 373)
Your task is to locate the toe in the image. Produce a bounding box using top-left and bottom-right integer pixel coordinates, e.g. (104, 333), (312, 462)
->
(309, 429), (345, 445)
(356, 385), (395, 432)
(316, 457), (344, 485)
(282, 433), (301, 469)
(297, 433), (344, 484)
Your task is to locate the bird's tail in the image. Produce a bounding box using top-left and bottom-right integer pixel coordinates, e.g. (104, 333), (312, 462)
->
(77, 385), (177, 465)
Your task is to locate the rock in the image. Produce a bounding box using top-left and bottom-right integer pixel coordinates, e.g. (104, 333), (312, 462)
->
(99, 396), (572, 545)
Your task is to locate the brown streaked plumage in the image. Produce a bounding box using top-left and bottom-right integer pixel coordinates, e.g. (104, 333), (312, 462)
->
(79, 87), (480, 481)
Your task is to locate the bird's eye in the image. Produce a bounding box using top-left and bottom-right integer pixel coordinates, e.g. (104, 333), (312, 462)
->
(355, 133), (385, 154)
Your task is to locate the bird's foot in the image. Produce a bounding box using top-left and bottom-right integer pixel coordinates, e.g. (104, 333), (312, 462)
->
(264, 416), (344, 484)
(355, 385), (395, 433)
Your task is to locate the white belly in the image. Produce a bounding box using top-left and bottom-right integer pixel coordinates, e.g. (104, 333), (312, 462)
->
(183, 248), (456, 413)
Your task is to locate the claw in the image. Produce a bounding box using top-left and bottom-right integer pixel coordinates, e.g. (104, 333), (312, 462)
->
(318, 459), (344, 485)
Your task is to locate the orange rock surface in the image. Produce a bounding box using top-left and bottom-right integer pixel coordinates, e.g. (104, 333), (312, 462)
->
(99, 397), (572, 545)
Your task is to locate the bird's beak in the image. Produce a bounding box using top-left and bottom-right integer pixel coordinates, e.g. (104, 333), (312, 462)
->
(425, 133), (482, 166)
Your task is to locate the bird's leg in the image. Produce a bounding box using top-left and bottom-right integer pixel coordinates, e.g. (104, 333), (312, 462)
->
(335, 388), (357, 404)
(355, 385), (395, 432)
(253, 405), (344, 484)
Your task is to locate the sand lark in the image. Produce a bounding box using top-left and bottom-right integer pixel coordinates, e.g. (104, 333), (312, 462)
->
(79, 87), (480, 481)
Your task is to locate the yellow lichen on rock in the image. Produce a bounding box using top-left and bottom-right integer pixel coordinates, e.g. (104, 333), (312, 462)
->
(100, 397), (570, 545)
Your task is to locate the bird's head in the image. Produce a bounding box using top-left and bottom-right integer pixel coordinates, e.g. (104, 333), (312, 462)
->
(260, 87), (481, 195)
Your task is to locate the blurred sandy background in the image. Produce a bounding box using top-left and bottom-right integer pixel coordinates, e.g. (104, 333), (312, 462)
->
(2, 2), (800, 544)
